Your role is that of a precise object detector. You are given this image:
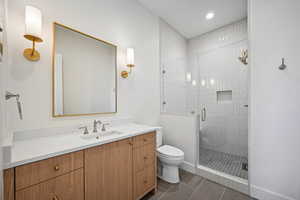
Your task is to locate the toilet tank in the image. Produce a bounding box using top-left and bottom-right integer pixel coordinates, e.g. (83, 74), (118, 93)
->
(156, 127), (162, 147)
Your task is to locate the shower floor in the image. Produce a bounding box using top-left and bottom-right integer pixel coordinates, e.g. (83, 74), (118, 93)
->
(199, 147), (248, 180)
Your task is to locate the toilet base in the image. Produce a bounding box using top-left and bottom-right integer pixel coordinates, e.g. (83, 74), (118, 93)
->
(160, 164), (180, 183)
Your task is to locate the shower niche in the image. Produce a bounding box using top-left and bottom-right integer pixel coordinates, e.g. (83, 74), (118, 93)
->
(217, 90), (232, 104)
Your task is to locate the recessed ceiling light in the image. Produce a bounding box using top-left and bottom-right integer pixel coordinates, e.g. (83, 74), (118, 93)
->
(206, 12), (215, 20)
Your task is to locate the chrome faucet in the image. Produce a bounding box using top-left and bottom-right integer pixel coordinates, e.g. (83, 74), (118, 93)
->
(101, 123), (110, 132)
(93, 120), (102, 133)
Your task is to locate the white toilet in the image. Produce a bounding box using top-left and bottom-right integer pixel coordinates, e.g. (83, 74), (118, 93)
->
(156, 128), (184, 183)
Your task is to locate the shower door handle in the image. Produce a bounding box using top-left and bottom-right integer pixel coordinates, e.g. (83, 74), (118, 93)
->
(201, 108), (206, 122)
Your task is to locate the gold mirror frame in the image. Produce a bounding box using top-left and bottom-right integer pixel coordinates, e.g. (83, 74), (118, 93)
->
(52, 22), (118, 117)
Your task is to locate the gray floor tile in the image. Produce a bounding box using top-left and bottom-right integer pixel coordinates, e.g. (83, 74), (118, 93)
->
(189, 179), (225, 200)
(142, 191), (163, 200)
(222, 188), (254, 200)
(142, 170), (254, 200)
(160, 182), (194, 200)
(157, 178), (173, 192)
(180, 169), (204, 189)
(141, 179), (174, 200)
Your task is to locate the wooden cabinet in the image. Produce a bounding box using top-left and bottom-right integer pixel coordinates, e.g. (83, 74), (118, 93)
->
(85, 138), (133, 200)
(133, 132), (156, 200)
(15, 151), (83, 190)
(4, 168), (14, 200)
(16, 169), (84, 200)
(3, 132), (156, 200)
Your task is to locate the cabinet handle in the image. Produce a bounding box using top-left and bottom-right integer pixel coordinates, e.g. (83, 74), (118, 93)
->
(54, 165), (60, 171)
(128, 141), (133, 146)
(52, 194), (59, 200)
(144, 180), (147, 184)
(144, 156), (148, 160)
(143, 139), (147, 142)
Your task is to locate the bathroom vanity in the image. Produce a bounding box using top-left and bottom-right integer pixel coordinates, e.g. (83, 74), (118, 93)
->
(3, 124), (158, 200)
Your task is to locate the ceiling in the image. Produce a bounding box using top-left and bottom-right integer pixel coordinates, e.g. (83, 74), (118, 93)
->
(138, 0), (247, 38)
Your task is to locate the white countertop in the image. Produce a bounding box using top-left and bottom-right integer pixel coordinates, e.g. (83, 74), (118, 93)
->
(3, 123), (160, 169)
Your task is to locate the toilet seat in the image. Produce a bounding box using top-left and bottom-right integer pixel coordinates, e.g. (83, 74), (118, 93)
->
(157, 145), (184, 158)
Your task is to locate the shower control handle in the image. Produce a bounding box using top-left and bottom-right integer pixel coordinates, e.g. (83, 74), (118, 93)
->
(201, 107), (206, 122)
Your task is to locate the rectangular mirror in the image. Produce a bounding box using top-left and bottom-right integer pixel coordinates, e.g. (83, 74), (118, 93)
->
(52, 23), (117, 117)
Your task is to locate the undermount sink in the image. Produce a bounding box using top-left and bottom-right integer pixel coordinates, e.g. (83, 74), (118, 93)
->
(80, 130), (123, 140)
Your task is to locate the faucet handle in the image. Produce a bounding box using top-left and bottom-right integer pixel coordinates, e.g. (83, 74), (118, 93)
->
(79, 126), (89, 135)
(101, 123), (110, 132)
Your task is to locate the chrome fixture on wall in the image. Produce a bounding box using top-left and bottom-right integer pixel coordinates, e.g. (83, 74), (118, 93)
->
(238, 49), (248, 65)
(279, 58), (287, 70)
(5, 91), (23, 120)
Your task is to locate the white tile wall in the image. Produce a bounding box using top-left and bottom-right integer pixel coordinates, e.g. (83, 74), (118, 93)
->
(188, 19), (248, 157)
(159, 20), (188, 115)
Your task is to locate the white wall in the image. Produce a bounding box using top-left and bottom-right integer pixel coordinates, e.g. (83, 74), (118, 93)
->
(188, 19), (248, 157)
(159, 20), (197, 172)
(159, 115), (197, 172)
(249, 1), (300, 200)
(5, 0), (160, 133)
(159, 20), (188, 115)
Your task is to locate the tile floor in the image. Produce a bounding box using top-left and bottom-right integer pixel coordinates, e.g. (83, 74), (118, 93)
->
(142, 170), (255, 200)
(199, 148), (248, 179)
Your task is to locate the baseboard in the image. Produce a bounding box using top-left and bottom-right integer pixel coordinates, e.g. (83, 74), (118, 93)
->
(250, 185), (296, 200)
(180, 161), (196, 174)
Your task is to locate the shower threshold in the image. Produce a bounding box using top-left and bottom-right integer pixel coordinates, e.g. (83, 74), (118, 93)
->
(196, 164), (249, 195)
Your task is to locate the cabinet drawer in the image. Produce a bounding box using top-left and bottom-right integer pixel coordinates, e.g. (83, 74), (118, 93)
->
(16, 151), (83, 190)
(133, 132), (155, 148)
(16, 169), (84, 200)
(133, 143), (155, 172)
(134, 165), (155, 199)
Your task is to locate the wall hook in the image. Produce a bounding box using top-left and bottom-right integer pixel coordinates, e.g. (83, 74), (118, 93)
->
(279, 58), (287, 70)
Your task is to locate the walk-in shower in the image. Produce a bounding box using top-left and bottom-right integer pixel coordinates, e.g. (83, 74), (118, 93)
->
(194, 19), (249, 180)
(160, 18), (249, 191)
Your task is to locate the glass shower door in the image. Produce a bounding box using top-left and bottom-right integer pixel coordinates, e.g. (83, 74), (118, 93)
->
(197, 40), (249, 180)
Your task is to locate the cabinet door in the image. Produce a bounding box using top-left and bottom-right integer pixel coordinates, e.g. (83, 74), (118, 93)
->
(85, 138), (133, 200)
(85, 146), (104, 200)
(16, 169), (84, 200)
(16, 179), (54, 200)
(54, 169), (84, 200)
(102, 139), (133, 200)
(116, 139), (133, 200)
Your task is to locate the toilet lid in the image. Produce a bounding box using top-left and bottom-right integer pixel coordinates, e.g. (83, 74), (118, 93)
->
(157, 145), (184, 157)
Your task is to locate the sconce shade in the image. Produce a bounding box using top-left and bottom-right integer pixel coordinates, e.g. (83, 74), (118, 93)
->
(24, 6), (42, 42)
(121, 48), (135, 78)
(186, 72), (192, 82)
(126, 48), (134, 67)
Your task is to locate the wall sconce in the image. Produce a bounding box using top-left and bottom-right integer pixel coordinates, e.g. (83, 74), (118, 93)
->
(186, 72), (192, 82)
(23, 6), (43, 62)
(121, 48), (135, 78)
